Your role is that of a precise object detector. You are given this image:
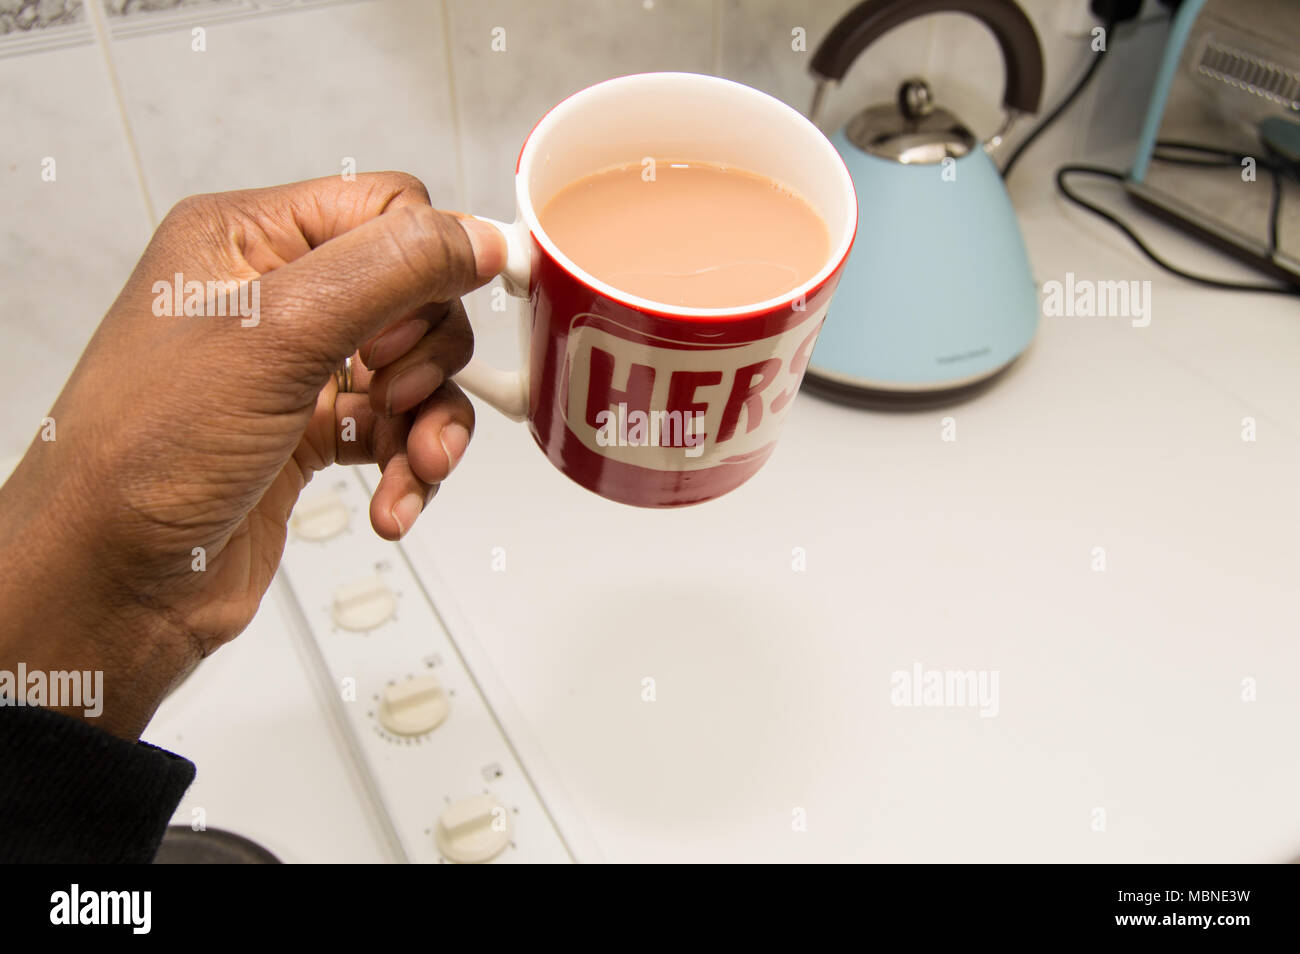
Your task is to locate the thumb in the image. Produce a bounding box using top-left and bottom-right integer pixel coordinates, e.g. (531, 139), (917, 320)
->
(255, 205), (506, 380)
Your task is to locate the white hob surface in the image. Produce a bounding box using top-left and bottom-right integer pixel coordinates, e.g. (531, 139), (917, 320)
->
(145, 165), (1300, 864)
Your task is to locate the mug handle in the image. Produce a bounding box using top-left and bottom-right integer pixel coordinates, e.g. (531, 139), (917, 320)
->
(452, 215), (533, 422)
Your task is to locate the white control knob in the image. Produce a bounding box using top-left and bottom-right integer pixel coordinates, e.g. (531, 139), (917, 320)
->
(330, 576), (396, 631)
(435, 794), (511, 864)
(378, 675), (450, 736)
(290, 490), (349, 541)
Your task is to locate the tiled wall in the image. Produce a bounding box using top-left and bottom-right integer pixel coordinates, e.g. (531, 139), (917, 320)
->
(0, 0), (1128, 464)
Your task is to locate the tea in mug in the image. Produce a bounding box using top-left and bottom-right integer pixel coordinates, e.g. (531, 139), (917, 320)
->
(538, 160), (830, 309)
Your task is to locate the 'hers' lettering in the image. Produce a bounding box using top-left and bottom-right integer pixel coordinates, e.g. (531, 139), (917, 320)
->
(581, 321), (823, 446)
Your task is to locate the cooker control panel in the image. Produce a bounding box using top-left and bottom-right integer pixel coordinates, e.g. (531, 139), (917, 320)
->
(279, 470), (571, 864)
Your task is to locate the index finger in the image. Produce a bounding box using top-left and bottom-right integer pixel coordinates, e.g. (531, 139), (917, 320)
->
(216, 172), (441, 273)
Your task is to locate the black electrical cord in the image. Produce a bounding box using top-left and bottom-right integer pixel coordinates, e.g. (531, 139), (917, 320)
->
(1001, 18), (1116, 180)
(1270, 162), (1284, 254)
(1151, 140), (1290, 255)
(988, 4), (1294, 293)
(1055, 163), (1300, 295)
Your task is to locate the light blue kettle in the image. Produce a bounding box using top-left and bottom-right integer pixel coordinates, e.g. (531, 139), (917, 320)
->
(802, 0), (1045, 408)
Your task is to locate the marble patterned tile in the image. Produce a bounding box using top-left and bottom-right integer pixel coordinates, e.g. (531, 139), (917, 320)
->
(107, 0), (460, 217)
(445, 0), (714, 223)
(0, 0), (85, 34)
(102, 0), (362, 40)
(0, 0), (93, 57)
(103, 0), (233, 14)
(0, 43), (153, 462)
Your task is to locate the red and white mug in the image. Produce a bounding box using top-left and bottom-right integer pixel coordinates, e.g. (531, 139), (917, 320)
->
(456, 72), (857, 508)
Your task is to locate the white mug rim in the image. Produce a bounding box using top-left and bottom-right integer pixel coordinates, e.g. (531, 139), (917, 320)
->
(513, 71), (858, 321)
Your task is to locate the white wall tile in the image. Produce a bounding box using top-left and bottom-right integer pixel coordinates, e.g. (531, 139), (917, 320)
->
(1077, 15), (1172, 164)
(446, 0), (714, 223)
(0, 44), (151, 462)
(108, 0), (460, 217)
(920, 1), (1088, 143)
(716, 0), (936, 134)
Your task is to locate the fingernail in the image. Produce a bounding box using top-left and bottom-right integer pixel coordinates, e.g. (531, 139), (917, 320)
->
(391, 492), (424, 538)
(385, 363), (443, 416)
(365, 318), (429, 368)
(440, 422), (470, 475)
(460, 216), (507, 281)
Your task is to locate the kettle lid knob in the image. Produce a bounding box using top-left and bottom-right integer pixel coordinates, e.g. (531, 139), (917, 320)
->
(898, 78), (935, 120)
(844, 79), (976, 165)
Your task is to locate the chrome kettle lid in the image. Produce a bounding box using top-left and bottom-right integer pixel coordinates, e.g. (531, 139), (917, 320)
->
(845, 78), (976, 164)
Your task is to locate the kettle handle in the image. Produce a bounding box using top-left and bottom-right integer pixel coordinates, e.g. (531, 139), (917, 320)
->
(810, 0), (1044, 116)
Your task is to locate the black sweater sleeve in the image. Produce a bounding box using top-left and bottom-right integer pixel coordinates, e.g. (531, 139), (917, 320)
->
(0, 703), (195, 863)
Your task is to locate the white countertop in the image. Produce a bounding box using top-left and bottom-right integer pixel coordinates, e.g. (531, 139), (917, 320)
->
(398, 153), (1300, 863)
